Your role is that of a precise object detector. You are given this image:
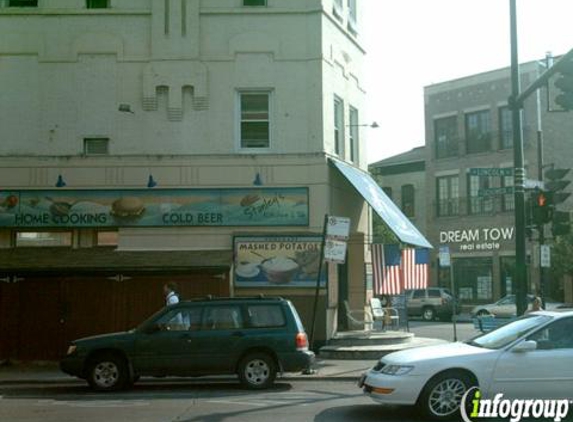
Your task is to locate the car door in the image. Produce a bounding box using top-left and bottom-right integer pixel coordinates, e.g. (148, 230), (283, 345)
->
(133, 305), (203, 376)
(489, 316), (573, 399)
(408, 290), (425, 316)
(193, 304), (247, 373)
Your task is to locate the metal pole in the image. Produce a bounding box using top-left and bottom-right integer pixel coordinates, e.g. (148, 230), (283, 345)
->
(309, 214), (328, 350)
(450, 261), (457, 342)
(509, 0), (528, 316)
(536, 70), (546, 308)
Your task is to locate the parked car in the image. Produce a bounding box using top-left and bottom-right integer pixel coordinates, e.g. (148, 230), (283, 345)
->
(359, 310), (573, 420)
(405, 287), (460, 321)
(471, 294), (563, 318)
(60, 296), (314, 391)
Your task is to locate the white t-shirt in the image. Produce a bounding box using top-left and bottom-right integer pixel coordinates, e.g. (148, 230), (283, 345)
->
(166, 291), (179, 306)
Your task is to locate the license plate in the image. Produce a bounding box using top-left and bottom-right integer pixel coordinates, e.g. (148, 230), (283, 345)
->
(357, 373), (366, 388)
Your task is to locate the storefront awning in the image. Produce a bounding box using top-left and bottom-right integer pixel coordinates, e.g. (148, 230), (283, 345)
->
(330, 158), (432, 249)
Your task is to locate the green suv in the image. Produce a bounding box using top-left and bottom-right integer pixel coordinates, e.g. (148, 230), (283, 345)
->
(60, 296), (314, 391)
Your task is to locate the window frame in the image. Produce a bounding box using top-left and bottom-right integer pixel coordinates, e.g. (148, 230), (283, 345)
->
(83, 137), (110, 155)
(333, 95), (344, 157)
(498, 106), (513, 150)
(401, 184), (415, 218)
(236, 90), (272, 151)
(465, 109), (492, 154)
(436, 175), (459, 217)
(467, 174), (494, 215)
(347, 0), (358, 34)
(348, 106), (359, 163)
(501, 171), (515, 212)
(434, 116), (459, 159)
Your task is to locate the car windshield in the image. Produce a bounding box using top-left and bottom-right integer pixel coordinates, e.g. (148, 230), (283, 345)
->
(466, 314), (552, 350)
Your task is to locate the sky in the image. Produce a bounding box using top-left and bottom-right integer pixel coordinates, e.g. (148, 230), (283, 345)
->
(362, 0), (573, 164)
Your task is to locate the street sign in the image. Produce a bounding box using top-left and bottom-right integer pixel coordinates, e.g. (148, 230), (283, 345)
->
(469, 168), (514, 177)
(324, 239), (347, 264)
(478, 186), (514, 197)
(326, 216), (351, 240)
(438, 246), (451, 267)
(525, 179), (545, 190)
(540, 245), (551, 268)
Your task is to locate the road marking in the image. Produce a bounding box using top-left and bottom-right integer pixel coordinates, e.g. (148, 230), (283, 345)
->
(35, 399), (149, 408)
(207, 400), (268, 408)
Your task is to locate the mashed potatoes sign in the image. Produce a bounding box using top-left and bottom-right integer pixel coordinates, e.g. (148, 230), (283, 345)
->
(234, 236), (327, 287)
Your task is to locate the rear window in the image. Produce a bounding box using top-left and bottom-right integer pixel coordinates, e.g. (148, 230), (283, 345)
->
(247, 305), (286, 328)
(428, 289), (441, 298)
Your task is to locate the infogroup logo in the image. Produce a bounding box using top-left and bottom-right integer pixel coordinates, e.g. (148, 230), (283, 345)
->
(461, 387), (571, 422)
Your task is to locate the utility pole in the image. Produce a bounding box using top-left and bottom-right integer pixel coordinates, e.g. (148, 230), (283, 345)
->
(509, 0), (528, 316)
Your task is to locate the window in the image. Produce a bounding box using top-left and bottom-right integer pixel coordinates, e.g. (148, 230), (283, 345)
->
(465, 110), (491, 154)
(86, 0), (109, 8)
(156, 307), (202, 331)
(382, 187), (393, 199)
(8, 0), (37, 6)
(437, 175), (459, 217)
(401, 184), (415, 217)
(434, 116), (458, 159)
(468, 174), (494, 215)
(333, 0), (343, 19)
(243, 0), (266, 5)
(499, 106), (513, 150)
(247, 305), (286, 328)
(84, 138), (109, 155)
(347, 0), (357, 33)
(239, 91), (270, 149)
(529, 318), (573, 350)
(334, 96), (344, 156)
(16, 231), (72, 247)
(412, 290), (425, 299)
(428, 290), (441, 298)
(349, 106), (359, 163)
(502, 172), (514, 211)
(96, 231), (118, 246)
(204, 306), (244, 330)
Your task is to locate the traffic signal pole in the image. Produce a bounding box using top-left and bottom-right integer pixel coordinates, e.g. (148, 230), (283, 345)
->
(509, 0), (528, 316)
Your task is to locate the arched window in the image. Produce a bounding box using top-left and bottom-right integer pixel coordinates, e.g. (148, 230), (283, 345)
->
(401, 184), (415, 217)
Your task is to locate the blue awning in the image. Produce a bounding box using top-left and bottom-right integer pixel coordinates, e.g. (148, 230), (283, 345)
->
(330, 158), (432, 249)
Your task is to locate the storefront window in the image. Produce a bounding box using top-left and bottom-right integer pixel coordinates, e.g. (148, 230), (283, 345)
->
(453, 257), (493, 302)
(96, 231), (118, 246)
(15, 231), (72, 247)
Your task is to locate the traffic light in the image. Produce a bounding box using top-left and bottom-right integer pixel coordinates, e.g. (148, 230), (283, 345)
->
(554, 57), (573, 111)
(552, 211), (571, 236)
(531, 189), (552, 225)
(544, 167), (571, 237)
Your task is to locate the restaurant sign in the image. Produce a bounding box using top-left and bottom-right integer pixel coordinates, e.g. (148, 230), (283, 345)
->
(234, 235), (327, 288)
(0, 188), (309, 228)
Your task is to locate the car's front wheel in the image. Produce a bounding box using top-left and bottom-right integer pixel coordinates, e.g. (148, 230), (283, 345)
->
(86, 353), (129, 391)
(418, 371), (475, 420)
(238, 352), (277, 390)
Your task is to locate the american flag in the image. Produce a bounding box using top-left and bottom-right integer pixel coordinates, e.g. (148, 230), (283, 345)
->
(372, 244), (402, 295)
(372, 244), (429, 295)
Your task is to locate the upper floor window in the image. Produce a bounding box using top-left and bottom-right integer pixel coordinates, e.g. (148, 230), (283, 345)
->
(86, 0), (109, 8)
(8, 0), (37, 6)
(465, 110), (491, 154)
(347, 0), (357, 33)
(468, 174), (494, 215)
(382, 187), (393, 199)
(333, 0), (343, 19)
(437, 175), (459, 217)
(243, 0), (266, 6)
(348, 106), (359, 163)
(84, 138), (109, 155)
(401, 184), (415, 218)
(334, 96), (344, 156)
(434, 116), (458, 159)
(502, 173), (514, 212)
(239, 91), (270, 149)
(499, 106), (513, 150)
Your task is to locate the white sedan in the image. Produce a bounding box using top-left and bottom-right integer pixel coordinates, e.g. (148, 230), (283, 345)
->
(359, 311), (573, 420)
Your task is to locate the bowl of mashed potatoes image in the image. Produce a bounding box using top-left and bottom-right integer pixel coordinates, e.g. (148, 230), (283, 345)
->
(261, 257), (299, 284)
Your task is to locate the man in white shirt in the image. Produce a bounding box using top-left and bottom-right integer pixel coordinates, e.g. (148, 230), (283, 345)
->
(163, 282), (180, 306)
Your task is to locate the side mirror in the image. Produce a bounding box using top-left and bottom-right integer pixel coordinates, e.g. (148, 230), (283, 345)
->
(512, 340), (537, 353)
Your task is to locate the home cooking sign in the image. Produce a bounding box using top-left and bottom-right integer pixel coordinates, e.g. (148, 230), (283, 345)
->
(0, 188), (309, 228)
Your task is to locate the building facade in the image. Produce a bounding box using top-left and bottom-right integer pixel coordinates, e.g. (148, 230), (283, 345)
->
(425, 60), (573, 304)
(0, 0), (380, 360)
